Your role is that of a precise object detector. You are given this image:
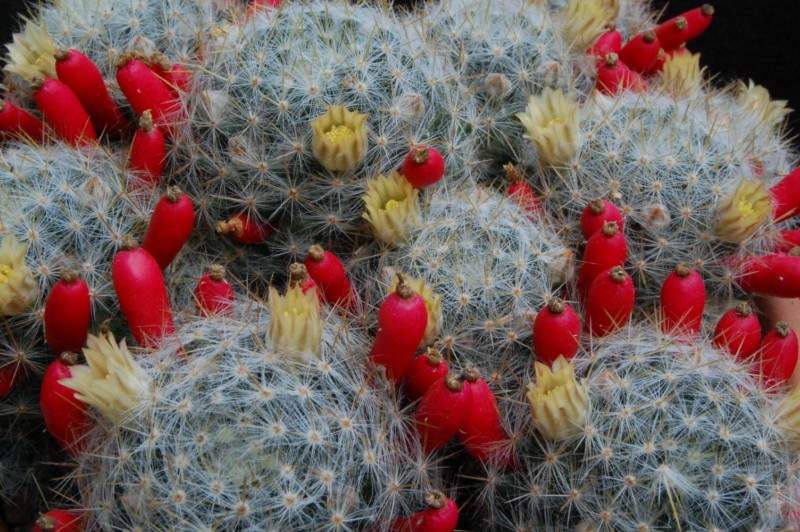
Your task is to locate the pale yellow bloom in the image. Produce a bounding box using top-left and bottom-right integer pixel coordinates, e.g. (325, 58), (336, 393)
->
(516, 88), (580, 166)
(777, 383), (800, 451)
(390, 274), (441, 347)
(662, 52), (705, 100)
(310, 105), (369, 172)
(362, 171), (421, 244)
(0, 233), (37, 316)
(61, 333), (151, 424)
(4, 20), (57, 80)
(715, 179), (771, 243)
(737, 79), (792, 128)
(527, 355), (589, 440)
(269, 283), (322, 359)
(561, 0), (616, 52)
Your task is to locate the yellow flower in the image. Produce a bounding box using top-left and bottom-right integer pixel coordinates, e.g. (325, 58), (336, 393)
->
(715, 179), (771, 243)
(4, 19), (57, 80)
(389, 273), (441, 347)
(516, 88), (580, 167)
(362, 171), (421, 244)
(777, 383), (800, 451)
(269, 283), (322, 359)
(662, 52), (705, 100)
(0, 233), (37, 316)
(561, 0), (617, 52)
(526, 355), (589, 440)
(310, 105), (369, 172)
(61, 333), (151, 424)
(737, 79), (792, 128)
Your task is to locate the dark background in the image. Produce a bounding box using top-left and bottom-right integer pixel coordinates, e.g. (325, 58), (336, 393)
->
(2, 0), (800, 131)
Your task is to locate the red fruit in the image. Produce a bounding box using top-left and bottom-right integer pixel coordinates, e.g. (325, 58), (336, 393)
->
(459, 368), (516, 468)
(618, 29), (661, 73)
(777, 229), (800, 252)
(0, 99), (45, 142)
(655, 5), (714, 51)
(150, 52), (193, 94)
(195, 265), (235, 317)
(304, 245), (358, 311)
(128, 110), (166, 189)
(506, 164), (542, 216)
(713, 302), (761, 363)
(414, 372), (472, 454)
(54, 48), (128, 137)
(595, 53), (646, 95)
(0, 365), (22, 399)
(141, 186), (194, 269)
(112, 237), (175, 348)
(533, 297), (581, 366)
(40, 352), (93, 455)
(44, 271), (91, 355)
(404, 347), (450, 401)
(34, 509), (84, 532)
(659, 262), (705, 336)
(770, 167), (800, 222)
(734, 249), (800, 298)
(402, 146), (445, 189)
(580, 198), (624, 240)
(577, 221), (627, 297)
(115, 53), (180, 132)
(585, 266), (635, 337)
(288, 262), (323, 302)
(370, 275), (428, 386)
(757, 321), (799, 389)
(247, 0), (282, 16)
(587, 29), (623, 63)
(643, 47), (667, 76)
(215, 213), (272, 245)
(389, 490), (458, 532)
(31, 77), (97, 146)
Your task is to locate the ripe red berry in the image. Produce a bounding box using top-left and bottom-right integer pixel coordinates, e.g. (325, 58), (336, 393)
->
(44, 270), (91, 355)
(595, 53), (647, 95)
(129, 110), (166, 189)
(404, 347), (450, 402)
(115, 53), (180, 133)
(734, 249), (800, 298)
(369, 275), (428, 386)
(34, 509), (84, 532)
(777, 229), (800, 252)
(655, 5), (714, 51)
(388, 490), (458, 532)
(587, 28), (623, 64)
(142, 186), (195, 269)
(40, 352), (92, 455)
(414, 371), (472, 454)
(770, 167), (800, 222)
(659, 262), (705, 337)
(304, 245), (358, 312)
(0, 364), (22, 399)
(31, 77), (97, 146)
(112, 237), (175, 348)
(195, 265), (235, 317)
(533, 297), (581, 366)
(713, 302), (761, 363)
(215, 213), (272, 245)
(757, 321), (799, 390)
(149, 52), (193, 95)
(459, 368), (516, 468)
(402, 146), (445, 189)
(506, 164), (542, 216)
(0, 99), (45, 142)
(577, 221), (627, 297)
(580, 198), (624, 240)
(585, 266), (635, 337)
(618, 29), (662, 73)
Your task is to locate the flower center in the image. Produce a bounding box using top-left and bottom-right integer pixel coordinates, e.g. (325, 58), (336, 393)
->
(324, 125), (355, 142)
(0, 264), (13, 285)
(384, 199), (402, 211)
(544, 117), (562, 129)
(737, 200), (755, 216)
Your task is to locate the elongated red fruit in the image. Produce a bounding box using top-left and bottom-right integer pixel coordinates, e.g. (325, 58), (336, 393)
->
(150, 52), (193, 94)
(459, 368), (516, 468)
(580, 198), (624, 239)
(34, 509), (84, 532)
(0, 365), (22, 399)
(777, 229), (800, 252)
(595, 53), (646, 95)
(659, 262), (705, 336)
(44, 270), (91, 355)
(112, 237), (175, 347)
(404, 347), (450, 401)
(713, 302), (761, 362)
(506, 165), (542, 215)
(402, 145), (445, 189)
(195, 265), (235, 317)
(619, 29), (661, 73)
(414, 371), (472, 453)
(389, 490), (458, 532)
(577, 221), (627, 297)
(55, 48), (128, 137)
(533, 297), (581, 366)
(129, 110), (166, 189)
(642, 47), (668, 76)
(370, 276), (428, 386)
(40, 352), (92, 455)
(215, 213), (272, 245)
(142, 186), (194, 269)
(656, 5), (714, 51)
(0, 99), (45, 141)
(304, 245), (358, 311)
(587, 28), (622, 63)
(31, 77), (97, 146)
(734, 249), (800, 298)
(585, 266), (635, 337)
(770, 167), (800, 222)
(757, 321), (799, 389)
(115, 52), (179, 131)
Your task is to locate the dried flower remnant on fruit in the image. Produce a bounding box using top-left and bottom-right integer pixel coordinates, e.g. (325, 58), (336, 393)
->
(310, 105), (369, 172)
(715, 179), (771, 243)
(0, 233), (37, 316)
(268, 283), (322, 359)
(61, 333), (151, 424)
(3, 20), (56, 79)
(527, 355), (589, 440)
(516, 88), (580, 166)
(560, 0), (617, 52)
(362, 171), (421, 244)
(389, 273), (442, 347)
(662, 52), (705, 100)
(737, 79), (792, 128)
